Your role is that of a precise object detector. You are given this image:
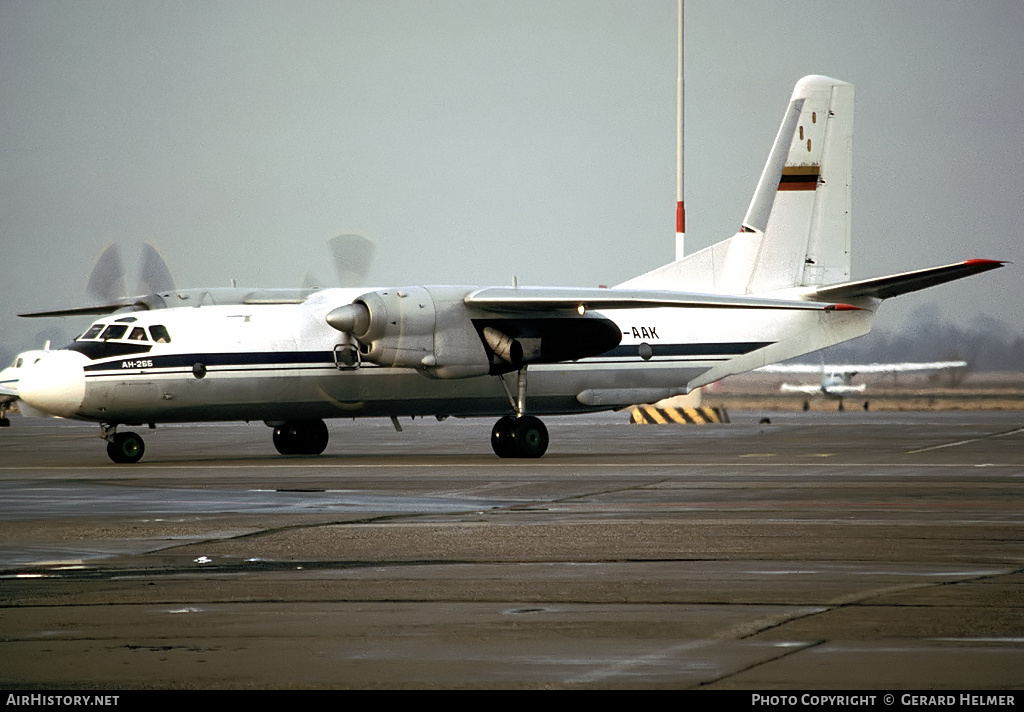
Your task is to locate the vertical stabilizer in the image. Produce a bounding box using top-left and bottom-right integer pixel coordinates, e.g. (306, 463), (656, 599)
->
(619, 75), (853, 296)
(745, 75), (853, 292)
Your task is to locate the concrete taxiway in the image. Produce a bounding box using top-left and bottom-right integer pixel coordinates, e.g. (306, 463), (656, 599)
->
(1, 411), (1022, 689)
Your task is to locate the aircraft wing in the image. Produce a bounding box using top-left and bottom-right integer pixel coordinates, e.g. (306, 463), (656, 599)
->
(18, 301), (141, 318)
(465, 287), (861, 313)
(759, 364), (828, 374)
(19, 287), (319, 318)
(831, 361), (967, 373)
(0, 371), (19, 399)
(760, 361), (967, 374)
(807, 259), (1005, 302)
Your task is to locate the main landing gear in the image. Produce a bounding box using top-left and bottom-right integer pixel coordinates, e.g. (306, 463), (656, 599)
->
(271, 419), (329, 456)
(491, 415), (549, 458)
(491, 366), (550, 458)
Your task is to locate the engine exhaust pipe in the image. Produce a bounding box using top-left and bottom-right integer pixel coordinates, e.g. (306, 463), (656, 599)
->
(483, 327), (523, 367)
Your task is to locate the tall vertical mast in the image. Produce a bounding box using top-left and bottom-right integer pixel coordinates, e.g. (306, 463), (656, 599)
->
(674, 0), (685, 261)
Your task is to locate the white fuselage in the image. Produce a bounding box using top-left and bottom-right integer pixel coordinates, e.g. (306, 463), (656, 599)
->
(18, 287), (865, 425)
(780, 372), (867, 399)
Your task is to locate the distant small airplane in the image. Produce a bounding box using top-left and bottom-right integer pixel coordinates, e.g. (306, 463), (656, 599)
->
(756, 360), (969, 410)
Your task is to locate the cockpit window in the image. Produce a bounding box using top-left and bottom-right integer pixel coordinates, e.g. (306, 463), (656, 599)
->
(150, 325), (171, 343)
(99, 325), (129, 341)
(128, 327), (149, 341)
(80, 325), (105, 340)
(14, 357), (23, 368)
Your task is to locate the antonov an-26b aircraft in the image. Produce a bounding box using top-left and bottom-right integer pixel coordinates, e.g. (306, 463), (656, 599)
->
(16, 76), (1003, 463)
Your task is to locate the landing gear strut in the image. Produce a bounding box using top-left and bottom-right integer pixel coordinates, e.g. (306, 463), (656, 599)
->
(272, 419), (329, 455)
(491, 367), (549, 458)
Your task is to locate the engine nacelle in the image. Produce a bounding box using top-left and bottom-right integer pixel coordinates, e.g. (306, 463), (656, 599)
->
(326, 286), (623, 379)
(326, 287), (492, 379)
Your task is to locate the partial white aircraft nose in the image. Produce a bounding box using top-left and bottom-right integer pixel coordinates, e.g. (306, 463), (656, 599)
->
(18, 350), (88, 418)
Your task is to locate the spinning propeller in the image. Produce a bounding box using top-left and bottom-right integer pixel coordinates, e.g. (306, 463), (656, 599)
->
(85, 242), (176, 304)
(21, 234), (376, 318)
(304, 233), (377, 289)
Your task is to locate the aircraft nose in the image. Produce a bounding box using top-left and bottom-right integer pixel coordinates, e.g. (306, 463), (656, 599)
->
(18, 350), (87, 418)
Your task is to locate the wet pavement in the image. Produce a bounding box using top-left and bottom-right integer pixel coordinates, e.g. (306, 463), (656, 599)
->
(1, 412), (1022, 689)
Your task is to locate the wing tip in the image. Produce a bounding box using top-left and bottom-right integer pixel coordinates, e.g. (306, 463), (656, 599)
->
(963, 258), (1008, 267)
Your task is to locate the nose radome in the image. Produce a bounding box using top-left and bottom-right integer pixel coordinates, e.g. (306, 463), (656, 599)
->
(18, 350), (87, 418)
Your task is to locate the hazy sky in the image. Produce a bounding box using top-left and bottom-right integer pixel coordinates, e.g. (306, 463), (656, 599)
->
(2, 0), (1022, 360)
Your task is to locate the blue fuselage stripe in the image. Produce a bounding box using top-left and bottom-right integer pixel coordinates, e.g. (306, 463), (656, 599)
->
(79, 341), (773, 375)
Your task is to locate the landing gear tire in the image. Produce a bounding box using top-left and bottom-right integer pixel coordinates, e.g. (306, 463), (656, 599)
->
(491, 415), (549, 459)
(273, 419), (329, 455)
(107, 431), (145, 464)
(490, 416), (517, 458)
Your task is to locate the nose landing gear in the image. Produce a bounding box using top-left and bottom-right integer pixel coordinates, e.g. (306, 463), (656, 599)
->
(102, 425), (145, 464)
(272, 419), (329, 455)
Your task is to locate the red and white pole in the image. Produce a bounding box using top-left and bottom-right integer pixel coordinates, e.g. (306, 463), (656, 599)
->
(674, 0), (685, 261)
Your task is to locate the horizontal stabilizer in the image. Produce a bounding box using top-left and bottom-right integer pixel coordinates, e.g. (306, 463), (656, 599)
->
(808, 259), (1005, 302)
(779, 383), (826, 394)
(823, 384), (868, 395)
(465, 287), (861, 313)
(780, 383), (866, 395)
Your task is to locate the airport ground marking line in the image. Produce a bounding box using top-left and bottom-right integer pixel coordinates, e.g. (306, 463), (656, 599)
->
(694, 638), (826, 689)
(906, 426), (1024, 454)
(566, 610), (827, 685)
(564, 639), (715, 685)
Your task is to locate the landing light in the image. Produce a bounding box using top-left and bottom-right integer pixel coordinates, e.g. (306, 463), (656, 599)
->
(577, 304), (586, 315)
